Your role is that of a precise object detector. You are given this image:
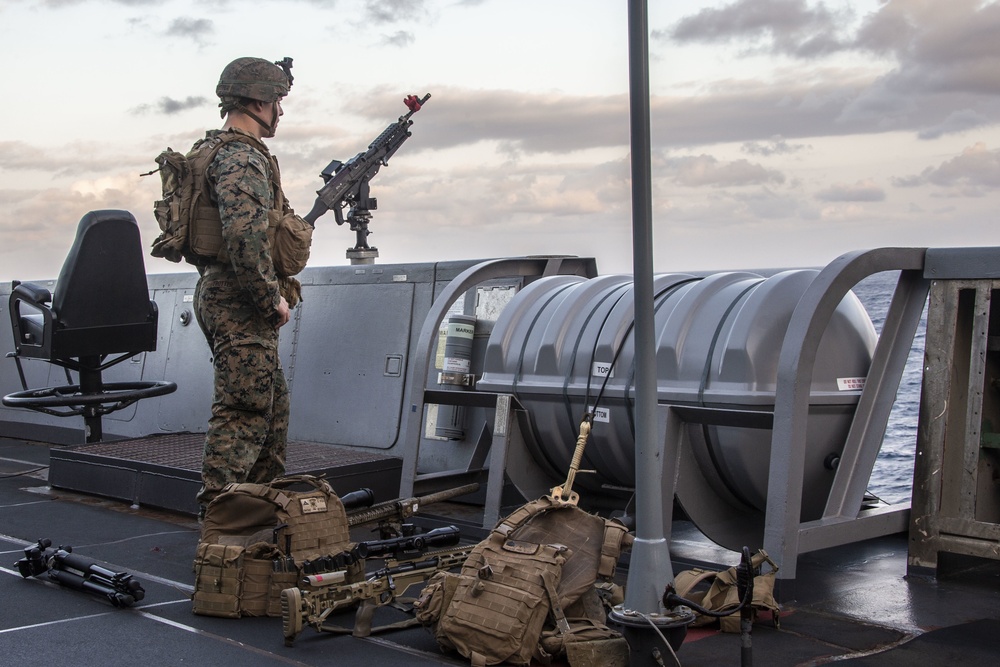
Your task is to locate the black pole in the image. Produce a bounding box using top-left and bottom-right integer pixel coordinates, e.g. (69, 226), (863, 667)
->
(79, 355), (103, 443)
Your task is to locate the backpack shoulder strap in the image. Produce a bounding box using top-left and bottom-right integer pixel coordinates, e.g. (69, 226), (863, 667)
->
(492, 495), (558, 538)
(223, 481), (292, 511)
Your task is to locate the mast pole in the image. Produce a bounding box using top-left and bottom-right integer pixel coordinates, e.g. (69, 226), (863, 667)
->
(622, 0), (676, 614)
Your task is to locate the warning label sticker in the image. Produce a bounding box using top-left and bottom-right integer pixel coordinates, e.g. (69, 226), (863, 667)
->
(837, 377), (866, 391)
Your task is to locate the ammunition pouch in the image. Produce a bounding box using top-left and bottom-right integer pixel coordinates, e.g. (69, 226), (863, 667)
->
(271, 212), (313, 277)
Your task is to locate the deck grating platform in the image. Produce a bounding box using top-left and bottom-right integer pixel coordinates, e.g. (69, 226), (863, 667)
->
(48, 432), (402, 516)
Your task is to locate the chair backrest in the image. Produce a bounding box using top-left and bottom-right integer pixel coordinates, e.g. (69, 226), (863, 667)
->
(52, 210), (153, 330)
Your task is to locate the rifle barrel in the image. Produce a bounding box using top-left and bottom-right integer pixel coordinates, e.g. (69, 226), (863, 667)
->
(346, 483), (479, 527)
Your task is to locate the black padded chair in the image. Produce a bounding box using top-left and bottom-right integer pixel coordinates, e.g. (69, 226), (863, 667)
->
(4, 210), (175, 442)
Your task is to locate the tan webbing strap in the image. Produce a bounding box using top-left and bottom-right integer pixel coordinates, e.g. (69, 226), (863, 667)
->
(543, 569), (572, 635)
(493, 496), (554, 539)
(597, 521), (631, 579)
(672, 568), (717, 601)
(225, 482), (291, 510)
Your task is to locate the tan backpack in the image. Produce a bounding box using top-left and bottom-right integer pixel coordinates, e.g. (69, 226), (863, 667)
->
(193, 474), (358, 618)
(671, 549), (781, 632)
(146, 132), (312, 278)
(415, 495), (632, 666)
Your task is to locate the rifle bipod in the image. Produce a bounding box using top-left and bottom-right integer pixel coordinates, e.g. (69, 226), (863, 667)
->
(15, 538), (145, 607)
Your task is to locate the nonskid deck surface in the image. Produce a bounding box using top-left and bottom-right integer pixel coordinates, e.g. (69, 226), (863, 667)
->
(46, 432), (404, 516)
(2, 436), (999, 666)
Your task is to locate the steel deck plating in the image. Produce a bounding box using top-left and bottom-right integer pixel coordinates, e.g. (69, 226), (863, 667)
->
(3, 437), (999, 666)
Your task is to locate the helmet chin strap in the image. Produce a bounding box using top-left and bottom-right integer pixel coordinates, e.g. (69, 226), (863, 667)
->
(235, 100), (279, 138)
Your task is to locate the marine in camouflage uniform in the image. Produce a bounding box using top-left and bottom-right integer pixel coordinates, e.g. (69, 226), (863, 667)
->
(194, 57), (295, 509)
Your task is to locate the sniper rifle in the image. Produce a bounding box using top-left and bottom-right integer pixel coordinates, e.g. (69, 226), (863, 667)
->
(281, 528), (469, 645)
(346, 482), (478, 538)
(303, 93), (431, 258)
(300, 524), (460, 575)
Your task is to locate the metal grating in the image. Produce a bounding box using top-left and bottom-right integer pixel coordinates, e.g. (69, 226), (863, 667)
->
(60, 432), (396, 473)
(48, 432), (403, 516)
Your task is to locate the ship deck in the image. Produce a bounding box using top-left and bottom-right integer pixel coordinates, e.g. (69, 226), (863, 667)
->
(2, 435), (999, 666)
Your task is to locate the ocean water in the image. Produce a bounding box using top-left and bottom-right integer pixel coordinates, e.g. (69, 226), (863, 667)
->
(848, 271), (926, 506)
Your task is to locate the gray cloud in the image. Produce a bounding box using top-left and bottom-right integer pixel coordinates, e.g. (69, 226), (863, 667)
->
(815, 179), (886, 203)
(27, 0), (158, 5)
(165, 17), (214, 45)
(741, 135), (810, 156)
(663, 0), (853, 57)
(24, 0), (333, 7)
(658, 0), (1000, 141)
(339, 87), (629, 155)
(892, 143), (1000, 193)
(131, 96), (209, 116)
(666, 154), (785, 188)
(381, 30), (416, 47)
(311, 78), (987, 160)
(850, 0), (1000, 129)
(364, 0), (427, 25)
(918, 109), (992, 140)
(0, 140), (149, 177)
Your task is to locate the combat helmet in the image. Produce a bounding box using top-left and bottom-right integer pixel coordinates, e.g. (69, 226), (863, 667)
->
(216, 57), (292, 103)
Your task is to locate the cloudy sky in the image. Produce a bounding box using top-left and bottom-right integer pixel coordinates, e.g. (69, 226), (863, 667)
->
(1, 0), (998, 280)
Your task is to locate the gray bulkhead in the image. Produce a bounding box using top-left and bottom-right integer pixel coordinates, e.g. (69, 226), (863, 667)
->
(0, 260), (518, 486)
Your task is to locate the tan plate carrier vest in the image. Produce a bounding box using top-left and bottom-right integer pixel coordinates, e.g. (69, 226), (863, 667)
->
(192, 474), (359, 618)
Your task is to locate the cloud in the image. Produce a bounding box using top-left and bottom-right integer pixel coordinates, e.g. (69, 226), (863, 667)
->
(332, 83), (871, 156)
(0, 174), (164, 281)
(918, 109), (992, 140)
(0, 140), (147, 176)
(741, 135), (810, 156)
(663, 0), (854, 58)
(815, 178), (886, 203)
(290, 72), (985, 165)
(892, 142), (1000, 194)
(658, 0), (1000, 141)
(23, 0), (158, 6)
(381, 30), (416, 47)
(364, 0), (428, 25)
(0, 141), (54, 172)
(847, 0), (1000, 126)
(340, 87), (629, 155)
(131, 96), (210, 116)
(164, 17), (214, 46)
(666, 154), (785, 188)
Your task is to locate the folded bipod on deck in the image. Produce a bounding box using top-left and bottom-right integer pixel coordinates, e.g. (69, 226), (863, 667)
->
(15, 538), (145, 607)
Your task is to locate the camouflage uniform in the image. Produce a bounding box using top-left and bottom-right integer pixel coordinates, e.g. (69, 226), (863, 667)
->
(194, 129), (289, 506)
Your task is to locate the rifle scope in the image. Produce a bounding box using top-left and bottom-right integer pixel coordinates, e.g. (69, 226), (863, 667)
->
(353, 525), (461, 559)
